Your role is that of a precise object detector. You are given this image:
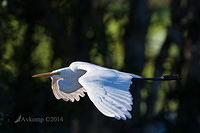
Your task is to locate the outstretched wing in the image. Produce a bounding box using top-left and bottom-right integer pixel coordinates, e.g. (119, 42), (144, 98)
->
(77, 63), (139, 120)
(51, 78), (86, 102)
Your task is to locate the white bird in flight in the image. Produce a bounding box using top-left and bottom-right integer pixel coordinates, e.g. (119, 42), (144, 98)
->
(32, 61), (181, 120)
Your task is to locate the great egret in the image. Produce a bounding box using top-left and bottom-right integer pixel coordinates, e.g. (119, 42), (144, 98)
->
(32, 61), (181, 120)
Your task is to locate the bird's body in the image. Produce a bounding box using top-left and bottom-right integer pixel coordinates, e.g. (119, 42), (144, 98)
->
(33, 61), (181, 120)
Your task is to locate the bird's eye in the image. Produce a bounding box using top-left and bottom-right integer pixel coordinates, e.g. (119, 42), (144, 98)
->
(53, 72), (61, 75)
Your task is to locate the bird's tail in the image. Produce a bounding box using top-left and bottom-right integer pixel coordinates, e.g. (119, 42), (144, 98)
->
(132, 74), (182, 81)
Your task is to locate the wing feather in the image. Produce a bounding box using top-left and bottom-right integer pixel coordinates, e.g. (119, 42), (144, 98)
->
(77, 63), (138, 120)
(51, 78), (86, 102)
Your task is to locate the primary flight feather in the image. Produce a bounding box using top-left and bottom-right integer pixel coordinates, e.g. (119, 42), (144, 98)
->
(32, 61), (181, 120)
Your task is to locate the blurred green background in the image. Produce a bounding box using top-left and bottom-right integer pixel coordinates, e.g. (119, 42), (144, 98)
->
(0, 0), (200, 132)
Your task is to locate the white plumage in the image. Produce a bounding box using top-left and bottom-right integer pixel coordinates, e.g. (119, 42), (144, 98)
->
(33, 61), (141, 120)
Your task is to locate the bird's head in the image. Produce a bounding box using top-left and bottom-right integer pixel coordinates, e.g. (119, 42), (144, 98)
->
(32, 68), (70, 79)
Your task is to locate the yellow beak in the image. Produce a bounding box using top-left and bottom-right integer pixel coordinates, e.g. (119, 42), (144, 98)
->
(32, 72), (53, 78)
